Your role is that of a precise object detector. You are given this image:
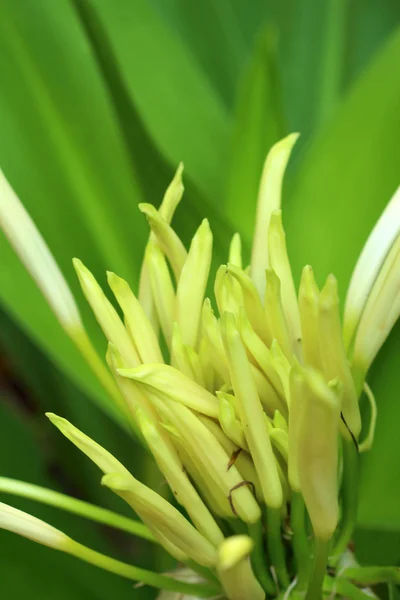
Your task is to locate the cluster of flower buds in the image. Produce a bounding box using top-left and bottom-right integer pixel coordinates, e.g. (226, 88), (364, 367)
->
(0, 134), (399, 600)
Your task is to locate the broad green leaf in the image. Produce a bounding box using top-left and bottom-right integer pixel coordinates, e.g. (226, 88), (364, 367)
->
(0, 0), (151, 422)
(91, 0), (229, 200)
(357, 322), (400, 531)
(149, 0), (249, 109)
(71, 0), (234, 263)
(224, 25), (286, 246)
(285, 26), (400, 289)
(284, 27), (400, 529)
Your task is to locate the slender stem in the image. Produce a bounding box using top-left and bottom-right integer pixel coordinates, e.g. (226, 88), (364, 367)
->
(331, 438), (358, 561)
(266, 507), (290, 588)
(335, 579), (377, 600)
(341, 566), (400, 586)
(0, 477), (155, 542)
(291, 492), (310, 590)
(186, 560), (220, 585)
(68, 539), (220, 597)
(305, 537), (329, 600)
(248, 520), (276, 595)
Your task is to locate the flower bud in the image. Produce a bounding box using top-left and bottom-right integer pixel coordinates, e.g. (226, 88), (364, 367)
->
(217, 536), (264, 600)
(319, 275), (361, 437)
(107, 272), (164, 364)
(295, 368), (341, 541)
(73, 259), (139, 366)
(250, 133), (299, 298)
(175, 219), (213, 349)
(221, 311), (283, 509)
(268, 210), (302, 357)
(118, 363), (219, 418)
(139, 203), (187, 280)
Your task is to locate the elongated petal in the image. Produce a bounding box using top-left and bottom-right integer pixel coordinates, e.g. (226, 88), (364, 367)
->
(352, 236), (400, 383)
(221, 311), (283, 508)
(139, 203), (187, 281)
(0, 169), (82, 331)
(237, 308), (285, 400)
(103, 473), (217, 567)
(145, 240), (175, 347)
(250, 133), (299, 298)
(298, 265), (322, 370)
(201, 298), (231, 384)
(145, 393), (261, 523)
(227, 263), (271, 345)
(47, 413), (132, 476)
(118, 364), (219, 418)
(107, 272), (164, 363)
(135, 407), (224, 547)
(296, 369), (341, 541)
(288, 365), (305, 492)
(217, 536), (264, 600)
(217, 391), (248, 450)
(268, 210), (302, 357)
(176, 219), (213, 349)
(0, 501), (69, 549)
(264, 268), (292, 358)
(229, 233), (243, 268)
(138, 164), (184, 322)
(344, 187), (400, 350)
(73, 259), (139, 366)
(214, 265), (243, 317)
(319, 275), (362, 437)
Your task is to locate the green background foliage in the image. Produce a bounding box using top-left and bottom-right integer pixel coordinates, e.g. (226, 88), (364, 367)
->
(0, 0), (399, 597)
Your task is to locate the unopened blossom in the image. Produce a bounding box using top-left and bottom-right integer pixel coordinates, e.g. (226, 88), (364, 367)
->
(0, 135), (399, 600)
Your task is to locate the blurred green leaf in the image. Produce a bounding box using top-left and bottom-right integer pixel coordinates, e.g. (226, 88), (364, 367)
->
(284, 26), (400, 530)
(286, 26), (400, 288)
(224, 25), (286, 246)
(0, 0), (151, 422)
(357, 322), (400, 531)
(148, 0), (249, 109)
(92, 0), (229, 200)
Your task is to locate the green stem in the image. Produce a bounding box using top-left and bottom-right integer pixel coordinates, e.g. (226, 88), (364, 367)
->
(305, 537), (329, 600)
(248, 520), (276, 595)
(341, 566), (400, 586)
(291, 492), (310, 591)
(332, 438), (358, 561)
(335, 579), (376, 600)
(0, 477), (155, 542)
(68, 539), (220, 597)
(266, 507), (289, 588)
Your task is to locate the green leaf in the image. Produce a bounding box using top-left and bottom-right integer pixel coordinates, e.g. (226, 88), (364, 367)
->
(90, 0), (229, 200)
(0, 0), (150, 421)
(224, 25), (286, 246)
(148, 0), (249, 109)
(284, 27), (400, 530)
(286, 26), (400, 289)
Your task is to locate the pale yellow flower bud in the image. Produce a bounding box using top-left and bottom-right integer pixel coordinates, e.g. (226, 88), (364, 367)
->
(176, 219), (213, 348)
(319, 275), (361, 437)
(250, 133), (299, 298)
(268, 210), (302, 358)
(295, 369), (341, 541)
(118, 363), (219, 418)
(221, 311), (283, 509)
(73, 259), (139, 366)
(107, 272), (164, 364)
(139, 203), (187, 280)
(217, 536), (264, 600)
